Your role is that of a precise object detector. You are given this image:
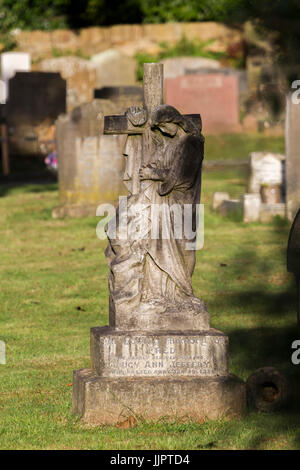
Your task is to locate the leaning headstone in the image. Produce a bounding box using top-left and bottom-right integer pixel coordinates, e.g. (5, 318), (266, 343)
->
(72, 63), (246, 424)
(286, 92), (300, 221)
(1, 52), (31, 103)
(6, 71), (66, 156)
(91, 49), (137, 87)
(52, 99), (126, 218)
(94, 86), (143, 114)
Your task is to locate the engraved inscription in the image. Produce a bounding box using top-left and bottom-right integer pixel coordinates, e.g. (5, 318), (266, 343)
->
(100, 334), (228, 377)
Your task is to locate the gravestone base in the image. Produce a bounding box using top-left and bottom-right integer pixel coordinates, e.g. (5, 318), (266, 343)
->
(73, 326), (246, 424)
(73, 369), (246, 424)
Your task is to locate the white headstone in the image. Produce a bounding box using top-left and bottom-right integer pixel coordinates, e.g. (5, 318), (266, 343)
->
(242, 193), (261, 223)
(1, 52), (31, 102)
(248, 152), (285, 194)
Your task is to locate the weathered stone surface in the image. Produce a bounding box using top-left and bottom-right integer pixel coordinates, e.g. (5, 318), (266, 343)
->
(38, 57), (97, 111)
(248, 152), (285, 195)
(72, 63), (246, 423)
(286, 92), (300, 221)
(212, 192), (230, 210)
(259, 203), (285, 222)
(164, 74), (240, 133)
(73, 369), (246, 424)
(94, 86), (143, 114)
(242, 193), (261, 223)
(91, 49), (137, 87)
(15, 23), (244, 60)
(6, 71), (66, 156)
(90, 327), (227, 377)
(53, 99), (126, 218)
(218, 199), (242, 218)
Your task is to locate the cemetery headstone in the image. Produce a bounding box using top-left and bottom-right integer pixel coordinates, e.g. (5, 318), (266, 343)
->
(1, 52), (31, 103)
(6, 71), (66, 156)
(94, 86), (143, 114)
(72, 63), (246, 424)
(248, 152), (285, 197)
(91, 49), (137, 87)
(38, 57), (97, 111)
(160, 57), (221, 79)
(53, 99), (126, 218)
(286, 92), (300, 221)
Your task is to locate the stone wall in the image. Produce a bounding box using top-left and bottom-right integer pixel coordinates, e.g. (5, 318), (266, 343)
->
(13, 22), (243, 60)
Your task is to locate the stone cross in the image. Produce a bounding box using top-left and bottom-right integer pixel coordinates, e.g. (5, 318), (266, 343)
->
(103, 63), (201, 194)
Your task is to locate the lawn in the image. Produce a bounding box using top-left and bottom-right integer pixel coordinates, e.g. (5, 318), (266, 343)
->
(0, 140), (299, 450)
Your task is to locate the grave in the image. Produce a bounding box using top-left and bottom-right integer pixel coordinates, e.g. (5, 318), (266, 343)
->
(91, 49), (137, 87)
(164, 72), (240, 133)
(94, 86), (143, 114)
(52, 99), (126, 218)
(213, 152), (286, 223)
(6, 71), (66, 156)
(72, 63), (246, 424)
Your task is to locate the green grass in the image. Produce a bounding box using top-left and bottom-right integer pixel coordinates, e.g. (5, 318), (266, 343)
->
(0, 167), (299, 450)
(205, 133), (285, 161)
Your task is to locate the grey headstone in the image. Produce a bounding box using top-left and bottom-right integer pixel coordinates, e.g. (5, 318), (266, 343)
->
(53, 99), (126, 218)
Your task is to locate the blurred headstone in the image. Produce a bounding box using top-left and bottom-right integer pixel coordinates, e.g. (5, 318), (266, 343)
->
(94, 86), (143, 113)
(53, 99), (126, 218)
(38, 57), (97, 111)
(91, 49), (137, 87)
(160, 57), (220, 79)
(248, 152), (285, 196)
(6, 71), (66, 156)
(286, 92), (300, 221)
(164, 73), (240, 133)
(1, 52), (31, 103)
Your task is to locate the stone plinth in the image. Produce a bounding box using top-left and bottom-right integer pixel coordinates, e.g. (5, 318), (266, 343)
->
(73, 370), (246, 424)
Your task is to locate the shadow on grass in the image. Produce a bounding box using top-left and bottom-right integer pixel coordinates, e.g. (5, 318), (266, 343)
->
(0, 182), (58, 197)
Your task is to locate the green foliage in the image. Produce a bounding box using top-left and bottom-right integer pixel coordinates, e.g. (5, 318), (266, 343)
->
(135, 35), (226, 81)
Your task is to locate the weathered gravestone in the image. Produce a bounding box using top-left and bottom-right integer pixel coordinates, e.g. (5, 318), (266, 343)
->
(6, 71), (66, 156)
(164, 72), (240, 133)
(53, 99), (126, 218)
(286, 92), (300, 221)
(94, 86), (143, 114)
(287, 208), (300, 327)
(72, 63), (246, 424)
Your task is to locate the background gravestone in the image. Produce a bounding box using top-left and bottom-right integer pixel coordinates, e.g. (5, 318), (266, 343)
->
(164, 73), (240, 133)
(38, 56), (97, 112)
(248, 152), (285, 196)
(286, 92), (300, 221)
(91, 49), (137, 87)
(6, 71), (66, 156)
(94, 86), (143, 114)
(53, 99), (126, 218)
